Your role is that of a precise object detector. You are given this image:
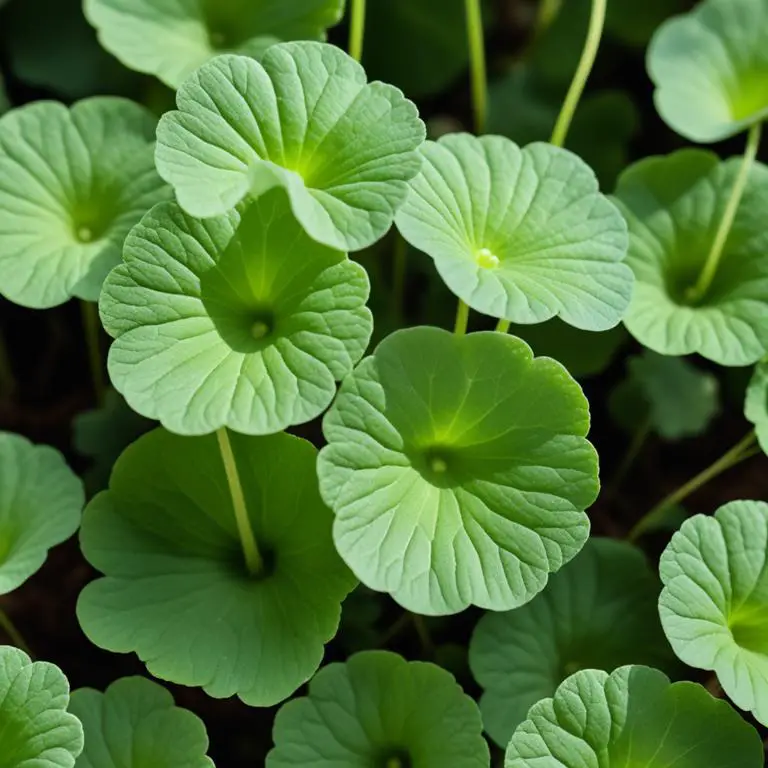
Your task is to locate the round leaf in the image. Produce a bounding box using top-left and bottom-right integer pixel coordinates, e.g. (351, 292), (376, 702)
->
(613, 149), (768, 366)
(100, 191), (372, 436)
(76, 428), (356, 707)
(659, 500), (768, 727)
(155, 42), (426, 251)
(0, 432), (84, 594)
(395, 134), (632, 330)
(745, 361), (768, 455)
(70, 677), (214, 768)
(318, 327), (597, 615)
(267, 651), (489, 768)
(505, 665), (763, 767)
(84, 0), (344, 89)
(0, 646), (84, 768)
(648, 0), (768, 142)
(469, 538), (674, 747)
(0, 98), (169, 308)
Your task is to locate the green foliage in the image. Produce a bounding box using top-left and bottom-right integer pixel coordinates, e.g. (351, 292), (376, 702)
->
(745, 361), (768, 454)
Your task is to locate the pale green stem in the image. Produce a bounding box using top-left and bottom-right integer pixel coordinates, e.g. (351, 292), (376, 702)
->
(495, 318), (511, 334)
(348, 0), (367, 62)
(688, 121), (763, 302)
(465, 0), (487, 134)
(392, 233), (408, 320)
(454, 300), (470, 335)
(216, 428), (264, 576)
(628, 431), (758, 542)
(0, 329), (16, 397)
(607, 417), (652, 497)
(550, 0), (607, 148)
(411, 613), (433, 654)
(80, 300), (105, 406)
(0, 606), (30, 655)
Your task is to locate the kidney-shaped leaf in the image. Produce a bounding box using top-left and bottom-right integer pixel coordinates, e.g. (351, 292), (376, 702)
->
(745, 362), (768, 455)
(469, 538), (674, 747)
(0, 432), (84, 595)
(395, 134), (632, 330)
(0, 98), (169, 308)
(318, 327), (597, 615)
(77, 428), (355, 707)
(70, 677), (213, 768)
(505, 665), (763, 767)
(267, 651), (489, 768)
(659, 500), (768, 727)
(613, 150), (768, 366)
(0, 646), (84, 768)
(155, 42), (426, 251)
(100, 189), (372, 436)
(648, 0), (768, 142)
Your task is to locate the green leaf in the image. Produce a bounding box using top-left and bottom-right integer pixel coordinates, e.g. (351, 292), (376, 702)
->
(0, 645), (84, 768)
(0, 98), (169, 308)
(318, 327), (597, 615)
(745, 361), (768, 454)
(505, 665), (763, 767)
(648, 0), (768, 142)
(267, 651), (489, 768)
(70, 677), (214, 768)
(100, 190), (372, 436)
(470, 538), (675, 747)
(659, 499), (768, 727)
(155, 43), (426, 251)
(613, 149), (768, 366)
(395, 134), (632, 330)
(77, 428), (356, 707)
(84, 0), (344, 89)
(0, 432), (84, 594)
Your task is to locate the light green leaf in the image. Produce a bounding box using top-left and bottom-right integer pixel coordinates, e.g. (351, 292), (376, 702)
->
(469, 538), (675, 747)
(648, 0), (768, 142)
(317, 327), (597, 615)
(70, 677), (214, 768)
(505, 665), (763, 767)
(155, 43), (426, 251)
(745, 361), (768, 454)
(84, 0), (344, 89)
(77, 428), (356, 707)
(0, 645), (84, 768)
(0, 432), (84, 594)
(267, 651), (489, 768)
(613, 149), (768, 366)
(100, 190), (372, 436)
(0, 98), (169, 308)
(395, 134), (632, 330)
(659, 500), (768, 727)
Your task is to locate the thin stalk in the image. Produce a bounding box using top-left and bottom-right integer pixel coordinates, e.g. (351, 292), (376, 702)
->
(550, 0), (607, 148)
(216, 428), (264, 576)
(411, 613), (433, 655)
(465, 0), (488, 134)
(0, 606), (30, 655)
(607, 417), (652, 497)
(628, 431), (758, 542)
(348, 0), (367, 62)
(0, 329), (16, 397)
(495, 318), (511, 334)
(454, 300), (470, 335)
(688, 121), (762, 302)
(80, 300), (105, 406)
(392, 233), (408, 321)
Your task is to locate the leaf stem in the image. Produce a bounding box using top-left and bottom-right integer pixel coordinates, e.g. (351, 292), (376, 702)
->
(495, 318), (511, 334)
(628, 431), (759, 542)
(454, 300), (470, 335)
(215, 428), (264, 576)
(80, 300), (105, 406)
(348, 0), (367, 62)
(687, 121), (762, 303)
(0, 328), (16, 397)
(607, 417), (652, 497)
(392, 233), (408, 321)
(411, 613), (434, 655)
(550, 0), (607, 148)
(0, 606), (30, 655)
(464, 0), (487, 134)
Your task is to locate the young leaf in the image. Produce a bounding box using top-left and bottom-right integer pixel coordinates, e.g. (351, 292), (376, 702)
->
(0, 646), (84, 767)
(0, 98), (169, 308)
(469, 538), (675, 747)
(395, 134), (632, 330)
(100, 191), (372, 436)
(659, 500), (768, 727)
(613, 150), (768, 366)
(648, 0), (768, 142)
(0, 432), (84, 594)
(70, 677), (214, 767)
(505, 665), (763, 767)
(317, 327), (597, 615)
(267, 651), (489, 768)
(77, 428), (356, 707)
(745, 361), (768, 454)
(155, 43), (426, 251)
(84, 0), (344, 89)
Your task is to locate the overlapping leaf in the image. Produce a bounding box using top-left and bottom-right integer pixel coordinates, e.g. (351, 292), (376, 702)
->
(745, 361), (768, 454)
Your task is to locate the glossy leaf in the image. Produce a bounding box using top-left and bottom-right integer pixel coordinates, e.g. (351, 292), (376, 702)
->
(745, 361), (768, 455)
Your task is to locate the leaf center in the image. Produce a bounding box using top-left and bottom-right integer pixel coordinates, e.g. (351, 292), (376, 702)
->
(377, 748), (412, 768)
(474, 247), (500, 270)
(410, 446), (460, 488)
(729, 602), (768, 655)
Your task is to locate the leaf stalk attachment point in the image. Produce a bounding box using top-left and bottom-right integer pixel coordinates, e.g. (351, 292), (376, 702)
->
(80, 300), (105, 406)
(454, 300), (470, 335)
(495, 318), (511, 333)
(464, 0), (487, 134)
(0, 605), (31, 655)
(349, 0), (367, 62)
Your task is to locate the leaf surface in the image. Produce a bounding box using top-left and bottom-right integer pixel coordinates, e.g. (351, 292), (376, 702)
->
(745, 362), (768, 455)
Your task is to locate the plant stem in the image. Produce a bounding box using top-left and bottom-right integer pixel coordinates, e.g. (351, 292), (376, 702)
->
(392, 233), (408, 321)
(411, 613), (433, 655)
(0, 606), (30, 655)
(550, 0), (607, 148)
(0, 328), (16, 397)
(607, 418), (652, 497)
(80, 300), (105, 406)
(465, 0), (487, 134)
(628, 431), (759, 542)
(687, 121), (763, 302)
(454, 300), (470, 335)
(495, 318), (511, 334)
(215, 428), (264, 576)
(348, 0), (367, 62)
